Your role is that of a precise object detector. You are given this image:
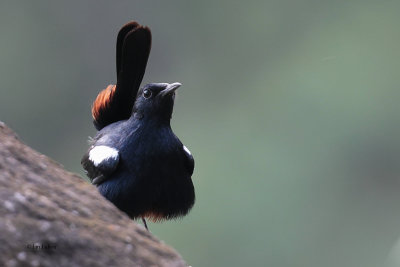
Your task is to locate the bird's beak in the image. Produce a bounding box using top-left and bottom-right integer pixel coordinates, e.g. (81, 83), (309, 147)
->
(159, 82), (181, 97)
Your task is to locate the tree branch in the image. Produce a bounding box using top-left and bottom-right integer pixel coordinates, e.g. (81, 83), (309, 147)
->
(0, 122), (186, 267)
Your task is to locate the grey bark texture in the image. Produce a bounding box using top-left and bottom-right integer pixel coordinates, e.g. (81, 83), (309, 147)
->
(0, 122), (187, 267)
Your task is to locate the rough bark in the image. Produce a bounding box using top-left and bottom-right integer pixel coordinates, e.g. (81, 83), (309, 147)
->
(0, 122), (186, 267)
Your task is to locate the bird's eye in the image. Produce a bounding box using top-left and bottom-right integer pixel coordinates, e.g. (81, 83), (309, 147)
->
(143, 89), (152, 99)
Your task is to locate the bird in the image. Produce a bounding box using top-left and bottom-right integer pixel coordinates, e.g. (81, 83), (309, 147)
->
(81, 21), (195, 230)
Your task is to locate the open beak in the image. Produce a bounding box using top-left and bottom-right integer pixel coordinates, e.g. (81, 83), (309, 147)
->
(159, 82), (181, 97)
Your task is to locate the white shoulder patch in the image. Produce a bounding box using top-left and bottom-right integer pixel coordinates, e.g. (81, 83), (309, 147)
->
(89, 145), (119, 166)
(183, 145), (192, 156)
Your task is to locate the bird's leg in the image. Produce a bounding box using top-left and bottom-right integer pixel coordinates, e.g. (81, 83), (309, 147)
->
(141, 217), (149, 231)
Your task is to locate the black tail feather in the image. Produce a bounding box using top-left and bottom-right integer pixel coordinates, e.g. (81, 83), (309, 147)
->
(92, 21), (152, 130)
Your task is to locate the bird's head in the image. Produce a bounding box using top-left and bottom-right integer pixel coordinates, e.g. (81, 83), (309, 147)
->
(132, 82), (181, 122)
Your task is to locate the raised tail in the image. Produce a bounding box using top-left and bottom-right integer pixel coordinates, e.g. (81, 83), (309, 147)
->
(92, 21), (152, 130)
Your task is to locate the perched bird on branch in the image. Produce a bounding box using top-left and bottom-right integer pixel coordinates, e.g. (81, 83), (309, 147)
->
(81, 21), (195, 230)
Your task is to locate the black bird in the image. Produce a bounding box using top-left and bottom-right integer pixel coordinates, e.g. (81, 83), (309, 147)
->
(81, 21), (195, 229)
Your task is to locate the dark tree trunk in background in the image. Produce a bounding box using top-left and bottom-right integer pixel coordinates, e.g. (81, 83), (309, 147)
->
(0, 122), (186, 267)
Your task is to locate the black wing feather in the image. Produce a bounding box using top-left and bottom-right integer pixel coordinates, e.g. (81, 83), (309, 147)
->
(184, 148), (194, 176)
(81, 147), (120, 185)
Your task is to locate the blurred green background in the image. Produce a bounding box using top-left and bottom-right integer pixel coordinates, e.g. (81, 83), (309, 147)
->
(1, 1), (400, 266)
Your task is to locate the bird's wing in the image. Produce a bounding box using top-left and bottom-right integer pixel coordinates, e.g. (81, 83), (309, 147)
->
(81, 145), (120, 185)
(92, 21), (152, 130)
(182, 145), (195, 175)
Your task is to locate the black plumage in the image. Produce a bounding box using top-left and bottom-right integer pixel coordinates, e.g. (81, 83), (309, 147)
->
(81, 22), (195, 223)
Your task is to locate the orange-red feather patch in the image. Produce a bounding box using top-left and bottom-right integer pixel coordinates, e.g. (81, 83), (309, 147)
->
(92, 84), (117, 123)
(142, 211), (167, 222)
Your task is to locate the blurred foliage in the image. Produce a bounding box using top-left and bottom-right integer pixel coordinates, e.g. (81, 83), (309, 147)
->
(1, 1), (400, 266)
